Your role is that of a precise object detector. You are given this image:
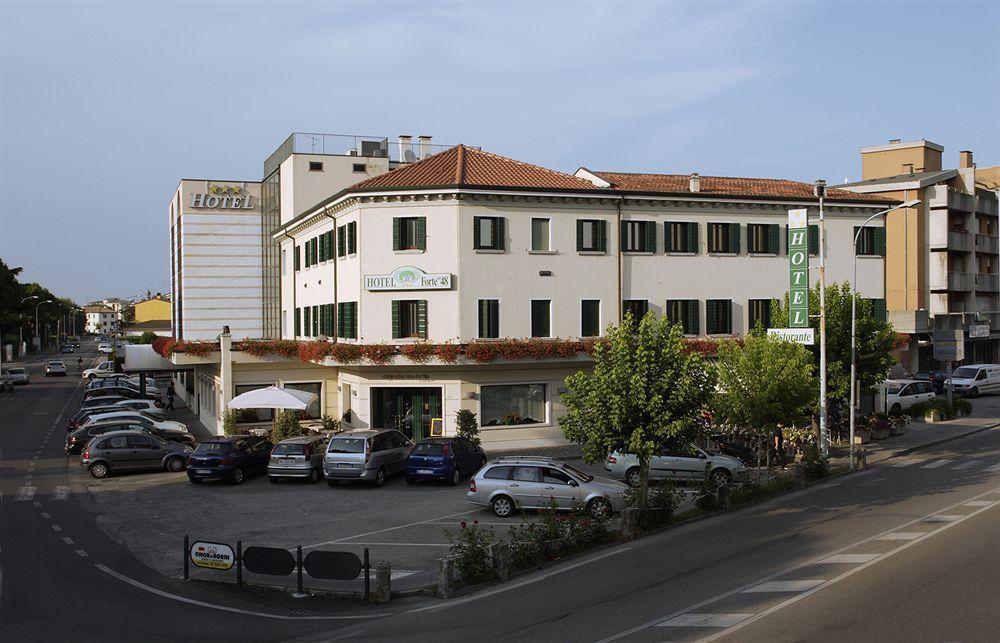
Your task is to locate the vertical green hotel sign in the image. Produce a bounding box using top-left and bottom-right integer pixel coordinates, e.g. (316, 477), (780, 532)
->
(788, 208), (809, 327)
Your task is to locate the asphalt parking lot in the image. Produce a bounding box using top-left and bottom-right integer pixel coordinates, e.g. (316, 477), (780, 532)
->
(76, 454), (616, 592)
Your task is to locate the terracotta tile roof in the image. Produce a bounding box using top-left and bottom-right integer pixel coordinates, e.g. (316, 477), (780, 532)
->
(347, 145), (602, 193)
(592, 171), (894, 203)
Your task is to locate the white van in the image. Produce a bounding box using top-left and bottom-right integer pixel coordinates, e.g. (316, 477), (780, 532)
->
(945, 364), (1000, 398)
(883, 379), (936, 413)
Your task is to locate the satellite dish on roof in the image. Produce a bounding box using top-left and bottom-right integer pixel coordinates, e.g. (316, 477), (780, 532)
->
(403, 149), (417, 163)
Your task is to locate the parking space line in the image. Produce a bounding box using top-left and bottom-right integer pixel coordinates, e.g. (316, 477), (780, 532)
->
(301, 509), (479, 550)
(658, 613), (753, 628)
(51, 524), (62, 532)
(343, 542), (451, 547)
(920, 459), (953, 469)
(75, 550), (89, 558)
(742, 580), (826, 593)
(875, 532), (926, 541)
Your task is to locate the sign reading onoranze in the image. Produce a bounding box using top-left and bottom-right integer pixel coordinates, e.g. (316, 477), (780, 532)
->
(365, 266), (453, 291)
(190, 541), (235, 570)
(787, 208), (810, 328)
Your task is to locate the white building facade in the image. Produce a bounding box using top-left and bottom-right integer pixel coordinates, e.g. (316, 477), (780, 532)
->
(84, 306), (118, 334)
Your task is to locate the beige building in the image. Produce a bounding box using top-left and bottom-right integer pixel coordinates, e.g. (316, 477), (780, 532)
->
(836, 140), (1000, 370)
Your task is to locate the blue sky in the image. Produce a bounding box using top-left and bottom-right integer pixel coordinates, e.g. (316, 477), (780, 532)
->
(1, 1), (997, 304)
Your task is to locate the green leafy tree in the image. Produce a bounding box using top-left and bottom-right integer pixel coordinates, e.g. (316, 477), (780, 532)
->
(771, 281), (895, 403)
(271, 410), (306, 442)
(559, 312), (716, 506)
(712, 331), (817, 466)
(455, 409), (481, 446)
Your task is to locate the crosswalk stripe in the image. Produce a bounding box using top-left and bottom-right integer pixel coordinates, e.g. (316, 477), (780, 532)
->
(658, 613), (753, 628)
(15, 486), (36, 502)
(53, 486), (70, 500)
(921, 460), (953, 469)
(891, 459), (921, 467)
(951, 461), (979, 470)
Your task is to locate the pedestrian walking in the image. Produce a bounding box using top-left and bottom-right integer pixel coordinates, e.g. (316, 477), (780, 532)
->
(771, 424), (786, 468)
(166, 381), (176, 411)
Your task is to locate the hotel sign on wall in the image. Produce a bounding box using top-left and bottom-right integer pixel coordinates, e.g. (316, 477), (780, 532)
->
(365, 266), (452, 291)
(787, 208), (810, 328)
(190, 184), (256, 209)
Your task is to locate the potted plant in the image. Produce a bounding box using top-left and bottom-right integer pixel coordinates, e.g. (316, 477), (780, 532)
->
(889, 413), (909, 436)
(869, 412), (891, 440)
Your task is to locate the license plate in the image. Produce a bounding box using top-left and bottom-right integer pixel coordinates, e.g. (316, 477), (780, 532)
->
(280, 458), (294, 465)
(337, 463), (352, 468)
(417, 469), (433, 474)
(196, 469), (211, 475)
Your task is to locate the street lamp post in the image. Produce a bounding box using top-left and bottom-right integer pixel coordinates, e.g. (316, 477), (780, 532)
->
(19, 296), (39, 355)
(35, 300), (53, 350)
(849, 199), (921, 468)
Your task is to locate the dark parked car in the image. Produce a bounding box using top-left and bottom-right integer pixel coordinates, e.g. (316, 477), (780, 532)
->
(405, 437), (487, 485)
(66, 421), (195, 454)
(914, 370), (948, 394)
(80, 430), (191, 479)
(187, 436), (273, 485)
(83, 387), (158, 403)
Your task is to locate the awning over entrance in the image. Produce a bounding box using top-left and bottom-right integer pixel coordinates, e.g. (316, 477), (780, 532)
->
(121, 344), (194, 374)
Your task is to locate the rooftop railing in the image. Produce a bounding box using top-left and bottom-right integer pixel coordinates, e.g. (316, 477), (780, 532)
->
(264, 133), (455, 178)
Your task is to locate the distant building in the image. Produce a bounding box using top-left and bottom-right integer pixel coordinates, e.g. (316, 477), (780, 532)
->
(84, 306), (118, 334)
(836, 140), (1000, 370)
(133, 294), (171, 324)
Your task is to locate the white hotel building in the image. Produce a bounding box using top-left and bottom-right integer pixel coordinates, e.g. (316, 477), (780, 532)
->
(165, 142), (892, 447)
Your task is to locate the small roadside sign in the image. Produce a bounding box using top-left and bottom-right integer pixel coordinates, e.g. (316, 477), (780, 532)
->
(190, 541), (235, 570)
(768, 328), (815, 345)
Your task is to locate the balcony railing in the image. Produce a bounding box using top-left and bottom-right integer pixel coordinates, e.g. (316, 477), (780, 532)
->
(928, 185), (976, 213)
(947, 272), (974, 291)
(977, 192), (999, 217)
(975, 233), (999, 254)
(264, 132), (457, 178)
(976, 273), (1000, 292)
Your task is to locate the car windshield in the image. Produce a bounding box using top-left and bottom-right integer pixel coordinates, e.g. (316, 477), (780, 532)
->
(327, 438), (365, 454)
(561, 463), (594, 482)
(10, 368), (25, 375)
(412, 443), (444, 456)
(952, 367), (979, 379)
(272, 443), (307, 456)
(884, 382), (903, 393)
(194, 442), (231, 455)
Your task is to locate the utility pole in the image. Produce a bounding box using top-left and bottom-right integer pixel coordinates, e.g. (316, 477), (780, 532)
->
(815, 180), (828, 458)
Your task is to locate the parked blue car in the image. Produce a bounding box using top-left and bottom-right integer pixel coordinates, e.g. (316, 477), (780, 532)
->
(187, 435), (273, 485)
(405, 437), (487, 485)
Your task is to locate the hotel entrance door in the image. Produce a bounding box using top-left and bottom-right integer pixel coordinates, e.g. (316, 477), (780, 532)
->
(371, 387), (442, 442)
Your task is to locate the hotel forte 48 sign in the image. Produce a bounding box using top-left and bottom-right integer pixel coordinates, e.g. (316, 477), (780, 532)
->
(365, 266), (452, 291)
(190, 184), (256, 209)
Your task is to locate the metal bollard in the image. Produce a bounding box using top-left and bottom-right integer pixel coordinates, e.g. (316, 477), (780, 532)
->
(374, 561), (391, 603)
(437, 557), (454, 599)
(491, 542), (510, 582)
(296, 545), (304, 595)
(183, 535), (189, 581)
(236, 540), (243, 588)
(717, 484), (730, 510)
(364, 548), (370, 602)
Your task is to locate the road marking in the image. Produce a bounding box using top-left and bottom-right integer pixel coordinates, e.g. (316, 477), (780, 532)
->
(40, 512), (50, 519)
(76, 550), (89, 558)
(923, 514), (961, 523)
(951, 461), (978, 470)
(658, 613), (753, 628)
(62, 537), (74, 545)
(818, 553), (880, 564)
(95, 564), (393, 620)
(54, 486), (70, 500)
(15, 486), (35, 501)
(301, 508), (480, 551)
(920, 459), (953, 469)
(964, 500), (995, 507)
(742, 580), (826, 593)
(32, 501), (41, 508)
(342, 542), (451, 547)
(875, 532), (926, 541)
(51, 524), (62, 532)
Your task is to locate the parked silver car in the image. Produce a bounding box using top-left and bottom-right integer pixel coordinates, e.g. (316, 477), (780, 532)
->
(468, 456), (629, 518)
(268, 435), (328, 483)
(323, 429), (413, 487)
(604, 444), (745, 487)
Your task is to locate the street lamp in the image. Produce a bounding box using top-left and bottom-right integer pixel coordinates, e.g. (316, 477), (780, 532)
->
(35, 299), (53, 350)
(849, 198), (921, 468)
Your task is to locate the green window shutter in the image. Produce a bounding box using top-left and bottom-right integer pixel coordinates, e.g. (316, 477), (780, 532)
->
(687, 300), (700, 335)
(619, 221), (627, 252)
(664, 222), (674, 252)
(325, 231), (333, 259)
(303, 307), (311, 336)
(391, 301), (400, 339)
(854, 226), (862, 254)
(294, 245), (300, 271)
(320, 233), (327, 261)
(495, 217), (505, 251)
(473, 217), (483, 249)
(576, 220), (584, 251)
(417, 300), (428, 339)
(707, 300), (717, 334)
(728, 223), (741, 254)
(724, 300), (732, 333)
(350, 303), (357, 339)
(337, 226), (346, 257)
(808, 225), (819, 255)
(336, 303), (344, 337)
(874, 227), (886, 256)
(687, 222), (698, 253)
(312, 305), (319, 336)
(644, 221), (656, 252)
(416, 217), (427, 250)
(348, 222), (356, 254)
(303, 241), (309, 267)
(597, 221), (607, 252)
(393, 218), (401, 251)
(768, 224), (779, 254)
(294, 308), (301, 336)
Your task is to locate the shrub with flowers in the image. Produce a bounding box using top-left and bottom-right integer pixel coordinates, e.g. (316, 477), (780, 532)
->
(434, 342), (461, 363)
(400, 342), (436, 364)
(446, 520), (497, 585)
(361, 344), (395, 365)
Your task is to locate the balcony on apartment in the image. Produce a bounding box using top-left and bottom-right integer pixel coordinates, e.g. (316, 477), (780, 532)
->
(976, 273), (1000, 293)
(975, 233), (999, 254)
(930, 270), (974, 292)
(977, 191), (999, 217)
(928, 184), (976, 213)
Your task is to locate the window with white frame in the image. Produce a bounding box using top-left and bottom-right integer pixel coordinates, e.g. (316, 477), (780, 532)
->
(531, 218), (550, 251)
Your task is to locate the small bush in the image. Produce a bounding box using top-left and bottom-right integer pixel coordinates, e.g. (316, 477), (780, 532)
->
(271, 410), (305, 442)
(623, 483), (680, 531)
(730, 473), (798, 505)
(801, 443), (829, 480)
(909, 397), (972, 421)
(222, 409), (239, 436)
(695, 463), (720, 511)
(953, 398), (972, 416)
(505, 502), (613, 570)
(321, 414), (340, 433)
(455, 409), (481, 446)
(447, 520), (497, 585)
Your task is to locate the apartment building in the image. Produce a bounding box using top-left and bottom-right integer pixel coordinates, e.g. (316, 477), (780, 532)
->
(836, 140), (1000, 370)
(84, 306), (118, 334)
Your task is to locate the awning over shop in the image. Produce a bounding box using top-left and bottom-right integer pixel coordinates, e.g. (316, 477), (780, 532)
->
(122, 344), (194, 374)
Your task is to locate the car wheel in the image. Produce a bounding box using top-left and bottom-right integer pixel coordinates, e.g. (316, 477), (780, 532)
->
(491, 495), (515, 518)
(373, 466), (386, 488)
(450, 467), (461, 486)
(890, 403), (902, 413)
(269, 476), (279, 484)
(971, 387), (980, 398)
(90, 462), (109, 479)
(87, 374), (96, 380)
(165, 456), (185, 473)
(231, 467), (245, 485)
(587, 497), (612, 518)
(405, 476), (415, 485)
(710, 468), (732, 487)
(326, 478), (339, 487)
(308, 468), (320, 484)
(625, 467), (642, 488)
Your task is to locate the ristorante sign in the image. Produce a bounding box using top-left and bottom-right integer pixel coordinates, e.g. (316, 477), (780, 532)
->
(365, 266), (452, 291)
(190, 184), (256, 209)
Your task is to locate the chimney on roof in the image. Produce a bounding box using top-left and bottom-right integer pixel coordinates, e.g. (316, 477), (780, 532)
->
(889, 138), (901, 144)
(417, 135), (432, 159)
(960, 150), (974, 169)
(397, 135), (413, 162)
(689, 173), (700, 193)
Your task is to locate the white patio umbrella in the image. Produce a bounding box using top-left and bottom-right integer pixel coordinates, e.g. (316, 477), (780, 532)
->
(227, 385), (317, 411)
